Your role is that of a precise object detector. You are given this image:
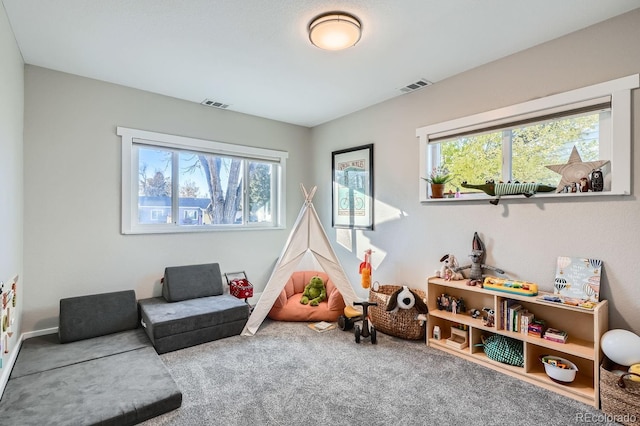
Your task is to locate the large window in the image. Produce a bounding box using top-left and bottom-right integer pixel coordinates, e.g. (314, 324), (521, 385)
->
(416, 75), (638, 202)
(118, 127), (287, 234)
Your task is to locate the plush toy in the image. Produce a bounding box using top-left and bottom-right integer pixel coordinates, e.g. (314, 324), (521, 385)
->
(386, 286), (428, 314)
(435, 254), (464, 281)
(460, 180), (556, 205)
(300, 276), (327, 306)
(454, 232), (505, 286)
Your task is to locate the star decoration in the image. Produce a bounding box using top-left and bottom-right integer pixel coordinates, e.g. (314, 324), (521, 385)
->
(545, 146), (609, 192)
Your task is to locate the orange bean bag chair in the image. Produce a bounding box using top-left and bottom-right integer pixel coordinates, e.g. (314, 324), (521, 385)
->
(267, 271), (346, 322)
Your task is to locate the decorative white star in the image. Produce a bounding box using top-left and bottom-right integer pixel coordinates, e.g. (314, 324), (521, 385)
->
(545, 146), (609, 192)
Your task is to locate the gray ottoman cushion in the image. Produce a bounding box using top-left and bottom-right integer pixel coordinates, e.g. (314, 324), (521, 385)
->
(162, 263), (224, 302)
(58, 290), (138, 343)
(139, 295), (249, 353)
(146, 320), (248, 355)
(11, 329), (150, 379)
(0, 346), (182, 426)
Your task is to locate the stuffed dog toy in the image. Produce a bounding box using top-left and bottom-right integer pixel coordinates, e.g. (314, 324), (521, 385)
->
(436, 254), (464, 281)
(386, 286), (428, 314)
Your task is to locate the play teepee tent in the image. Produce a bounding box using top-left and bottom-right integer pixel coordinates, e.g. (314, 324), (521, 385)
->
(242, 185), (360, 336)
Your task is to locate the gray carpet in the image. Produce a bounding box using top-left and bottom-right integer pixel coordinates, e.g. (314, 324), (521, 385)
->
(142, 320), (617, 426)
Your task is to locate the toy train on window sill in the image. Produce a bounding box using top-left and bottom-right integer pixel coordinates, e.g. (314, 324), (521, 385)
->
(482, 276), (538, 296)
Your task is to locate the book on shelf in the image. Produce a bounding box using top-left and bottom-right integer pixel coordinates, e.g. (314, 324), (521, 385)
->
(544, 327), (567, 336)
(502, 300), (522, 332)
(528, 319), (546, 338)
(510, 304), (522, 332)
(520, 311), (534, 335)
(543, 335), (568, 344)
(543, 327), (568, 343)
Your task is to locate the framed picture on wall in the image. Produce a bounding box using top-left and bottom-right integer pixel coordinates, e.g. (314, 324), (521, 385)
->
(332, 144), (374, 230)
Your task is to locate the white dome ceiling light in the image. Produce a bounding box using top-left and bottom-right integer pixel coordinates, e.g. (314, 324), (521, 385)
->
(308, 12), (362, 51)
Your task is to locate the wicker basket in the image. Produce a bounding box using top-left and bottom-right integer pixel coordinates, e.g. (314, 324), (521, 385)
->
(368, 285), (426, 340)
(600, 357), (640, 425)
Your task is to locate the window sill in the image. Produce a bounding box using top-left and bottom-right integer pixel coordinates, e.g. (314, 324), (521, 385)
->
(420, 190), (630, 204)
(122, 224), (286, 235)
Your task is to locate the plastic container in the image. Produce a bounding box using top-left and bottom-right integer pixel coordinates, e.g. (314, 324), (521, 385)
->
(540, 355), (578, 383)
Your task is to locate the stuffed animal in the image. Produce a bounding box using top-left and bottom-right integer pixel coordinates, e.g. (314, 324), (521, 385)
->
(454, 232), (505, 286)
(590, 168), (604, 192)
(386, 286), (428, 314)
(435, 254), (464, 281)
(300, 276), (327, 306)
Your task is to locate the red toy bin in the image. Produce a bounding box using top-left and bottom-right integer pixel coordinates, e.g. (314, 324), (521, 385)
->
(225, 271), (254, 300)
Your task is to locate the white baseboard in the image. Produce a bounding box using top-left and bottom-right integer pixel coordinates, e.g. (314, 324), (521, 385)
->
(0, 327), (59, 397)
(23, 327), (58, 339)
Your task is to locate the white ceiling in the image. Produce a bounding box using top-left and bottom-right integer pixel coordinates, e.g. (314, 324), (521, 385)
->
(3, 1), (639, 127)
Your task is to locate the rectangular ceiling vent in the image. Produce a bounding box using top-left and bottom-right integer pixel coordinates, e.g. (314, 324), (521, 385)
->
(400, 78), (433, 94)
(201, 99), (230, 109)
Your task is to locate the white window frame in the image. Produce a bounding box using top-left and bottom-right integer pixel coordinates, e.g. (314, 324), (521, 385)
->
(118, 127), (287, 234)
(416, 74), (639, 203)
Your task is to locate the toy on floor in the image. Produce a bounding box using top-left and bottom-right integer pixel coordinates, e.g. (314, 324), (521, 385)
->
(300, 276), (327, 306)
(435, 254), (464, 281)
(337, 305), (363, 331)
(454, 232), (504, 286)
(353, 301), (378, 344)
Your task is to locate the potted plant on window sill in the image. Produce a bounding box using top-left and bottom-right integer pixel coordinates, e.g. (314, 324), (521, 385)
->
(422, 167), (453, 199)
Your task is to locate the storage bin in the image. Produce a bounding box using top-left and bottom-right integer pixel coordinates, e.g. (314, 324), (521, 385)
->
(368, 285), (426, 340)
(600, 357), (640, 425)
(225, 271), (254, 300)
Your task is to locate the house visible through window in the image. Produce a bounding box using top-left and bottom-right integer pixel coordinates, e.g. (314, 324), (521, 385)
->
(118, 127), (287, 234)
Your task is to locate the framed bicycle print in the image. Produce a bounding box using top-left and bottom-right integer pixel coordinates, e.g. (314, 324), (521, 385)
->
(332, 144), (374, 230)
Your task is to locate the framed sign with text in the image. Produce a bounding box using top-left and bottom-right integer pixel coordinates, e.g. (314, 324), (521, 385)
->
(331, 144), (374, 230)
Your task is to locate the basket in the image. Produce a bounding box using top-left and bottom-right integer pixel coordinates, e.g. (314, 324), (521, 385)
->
(600, 357), (640, 425)
(368, 285), (426, 340)
(224, 271), (254, 300)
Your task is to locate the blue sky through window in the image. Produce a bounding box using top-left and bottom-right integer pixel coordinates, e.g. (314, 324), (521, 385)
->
(138, 146), (211, 198)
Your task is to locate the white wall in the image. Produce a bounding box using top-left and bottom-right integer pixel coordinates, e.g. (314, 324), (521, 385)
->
(311, 9), (640, 334)
(22, 66), (311, 331)
(0, 3), (24, 372)
(20, 9), (640, 336)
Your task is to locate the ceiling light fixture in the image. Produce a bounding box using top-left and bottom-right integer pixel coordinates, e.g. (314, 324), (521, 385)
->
(308, 12), (361, 51)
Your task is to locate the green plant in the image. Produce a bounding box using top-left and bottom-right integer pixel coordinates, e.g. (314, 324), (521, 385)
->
(422, 166), (454, 184)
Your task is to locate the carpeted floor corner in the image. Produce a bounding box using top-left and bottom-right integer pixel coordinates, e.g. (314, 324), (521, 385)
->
(142, 320), (618, 426)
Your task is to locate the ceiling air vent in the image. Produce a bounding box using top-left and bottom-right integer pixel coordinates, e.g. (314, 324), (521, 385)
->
(400, 78), (433, 94)
(201, 99), (230, 109)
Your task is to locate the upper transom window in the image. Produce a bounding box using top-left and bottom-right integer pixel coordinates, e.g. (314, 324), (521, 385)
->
(416, 75), (638, 202)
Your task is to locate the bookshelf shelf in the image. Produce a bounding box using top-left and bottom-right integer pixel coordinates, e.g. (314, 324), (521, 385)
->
(426, 277), (608, 407)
